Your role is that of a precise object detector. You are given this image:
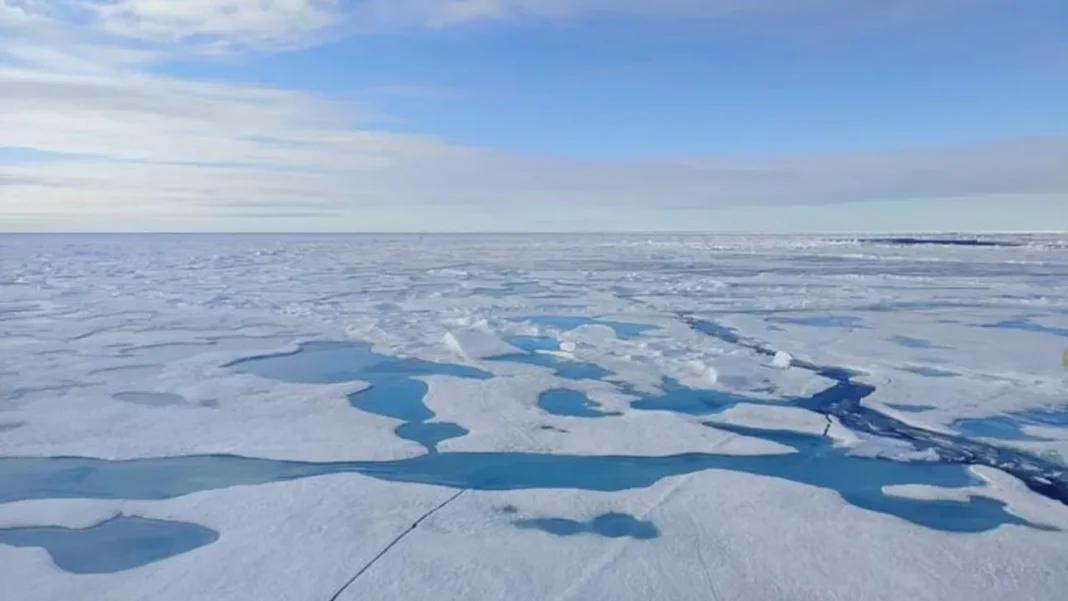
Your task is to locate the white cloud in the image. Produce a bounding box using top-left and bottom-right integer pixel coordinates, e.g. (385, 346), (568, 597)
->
(91, 0), (340, 47)
(0, 53), (472, 222)
(429, 0), (509, 27)
(2, 0), (1031, 54)
(361, 0), (1016, 31)
(0, 1), (34, 25)
(0, 64), (435, 166)
(1, 0), (1066, 232)
(5, 56), (1066, 227)
(1, 0), (341, 54)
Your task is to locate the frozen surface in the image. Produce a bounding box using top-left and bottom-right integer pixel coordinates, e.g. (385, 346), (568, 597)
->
(2, 233), (1068, 601)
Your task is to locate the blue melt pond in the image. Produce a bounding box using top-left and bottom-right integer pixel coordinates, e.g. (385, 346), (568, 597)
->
(766, 315), (865, 329)
(696, 423), (1053, 534)
(488, 351), (614, 381)
(394, 422), (469, 451)
(0, 421), (1053, 534)
(952, 406), (1068, 442)
(1015, 408), (1068, 428)
(0, 516), (218, 574)
(508, 316), (658, 340)
(228, 341), (491, 453)
(629, 378), (761, 416)
(539, 389), (620, 418)
(6, 338), (1060, 535)
(347, 378), (436, 423)
(951, 416), (1049, 442)
(516, 512), (659, 540)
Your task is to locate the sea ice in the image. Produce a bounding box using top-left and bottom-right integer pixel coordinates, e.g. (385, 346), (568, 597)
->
(2, 233), (1067, 601)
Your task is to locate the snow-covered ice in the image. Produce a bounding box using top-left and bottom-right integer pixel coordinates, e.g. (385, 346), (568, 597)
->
(1, 233), (1068, 601)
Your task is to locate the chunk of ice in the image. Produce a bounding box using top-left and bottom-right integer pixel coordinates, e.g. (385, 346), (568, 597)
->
(771, 351), (793, 369)
(442, 330), (518, 360)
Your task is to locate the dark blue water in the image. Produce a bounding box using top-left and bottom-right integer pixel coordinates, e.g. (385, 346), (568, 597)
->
(229, 341), (491, 453)
(0, 515), (218, 574)
(902, 366), (957, 378)
(538, 389), (620, 418)
(515, 513), (659, 540)
(887, 336), (942, 349)
(766, 315), (866, 329)
(629, 378), (761, 416)
(508, 316), (657, 339)
(980, 319), (1068, 338)
(680, 314), (1068, 507)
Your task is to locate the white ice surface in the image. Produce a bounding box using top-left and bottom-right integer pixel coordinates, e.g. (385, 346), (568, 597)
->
(335, 475), (1068, 601)
(2, 233), (1068, 601)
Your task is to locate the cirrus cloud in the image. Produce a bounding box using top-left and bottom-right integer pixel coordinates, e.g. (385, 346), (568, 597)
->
(3, 0), (1047, 53)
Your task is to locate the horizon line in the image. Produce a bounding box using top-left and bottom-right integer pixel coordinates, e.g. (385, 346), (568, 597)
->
(1, 231), (1065, 236)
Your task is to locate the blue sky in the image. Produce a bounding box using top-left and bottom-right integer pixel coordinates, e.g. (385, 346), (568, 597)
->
(1, 0), (1066, 232)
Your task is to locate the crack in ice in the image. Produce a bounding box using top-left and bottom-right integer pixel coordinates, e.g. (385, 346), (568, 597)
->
(678, 313), (1068, 507)
(327, 489), (466, 601)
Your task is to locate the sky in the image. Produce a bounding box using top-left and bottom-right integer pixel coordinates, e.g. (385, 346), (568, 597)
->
(1, 0), (1066, 233)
